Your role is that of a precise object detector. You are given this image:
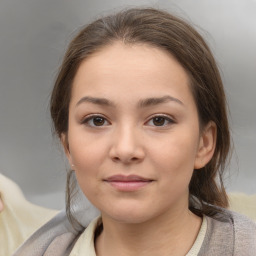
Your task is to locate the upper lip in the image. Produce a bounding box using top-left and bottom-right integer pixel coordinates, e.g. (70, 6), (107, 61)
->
(104, 175), (153, 182)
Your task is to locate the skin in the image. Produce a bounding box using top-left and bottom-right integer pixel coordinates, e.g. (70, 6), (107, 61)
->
(62, 42), (216, 256)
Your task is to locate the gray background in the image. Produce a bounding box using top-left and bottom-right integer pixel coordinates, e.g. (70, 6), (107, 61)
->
(0, 0), (255, 210)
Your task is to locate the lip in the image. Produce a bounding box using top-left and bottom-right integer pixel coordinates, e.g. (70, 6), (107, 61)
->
(104, 175), (153, 191)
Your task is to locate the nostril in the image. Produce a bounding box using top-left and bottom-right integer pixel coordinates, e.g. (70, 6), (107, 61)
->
(111, 156), (140, 163)
(112, 156), (120, 162)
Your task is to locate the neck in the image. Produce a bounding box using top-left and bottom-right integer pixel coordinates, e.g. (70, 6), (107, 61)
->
(95, 207), (202, 256)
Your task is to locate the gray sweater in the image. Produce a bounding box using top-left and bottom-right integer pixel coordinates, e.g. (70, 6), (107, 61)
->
(199, 211), (256, 255)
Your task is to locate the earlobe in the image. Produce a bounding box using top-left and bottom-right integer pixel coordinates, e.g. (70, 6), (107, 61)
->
(194, 121), (217, 169)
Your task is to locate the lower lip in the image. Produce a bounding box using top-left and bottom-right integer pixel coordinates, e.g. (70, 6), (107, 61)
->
(105, 181), (152, 191)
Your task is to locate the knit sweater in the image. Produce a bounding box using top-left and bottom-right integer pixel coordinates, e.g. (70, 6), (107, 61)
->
(199, 211), (256, 255)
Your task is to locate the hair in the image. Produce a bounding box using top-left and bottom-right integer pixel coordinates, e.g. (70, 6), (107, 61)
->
(50, 8), (231, 227)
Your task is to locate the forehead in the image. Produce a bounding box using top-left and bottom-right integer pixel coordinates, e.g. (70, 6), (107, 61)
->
(70, 42), (193, 106)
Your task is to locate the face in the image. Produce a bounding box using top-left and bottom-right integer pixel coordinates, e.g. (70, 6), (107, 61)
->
(64, 42), (215, 224)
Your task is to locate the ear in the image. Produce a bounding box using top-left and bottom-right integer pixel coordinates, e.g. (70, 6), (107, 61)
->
(194, 121), (217, 169)
(61, 133), (73, 166)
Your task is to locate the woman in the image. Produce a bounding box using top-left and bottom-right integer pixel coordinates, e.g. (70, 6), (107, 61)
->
(14, 8), (256, 256)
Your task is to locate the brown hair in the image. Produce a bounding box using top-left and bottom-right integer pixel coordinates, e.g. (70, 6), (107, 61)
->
(50, 8), (230, 226)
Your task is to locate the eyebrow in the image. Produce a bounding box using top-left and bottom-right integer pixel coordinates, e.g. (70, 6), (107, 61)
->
(76, 96), (115, 107)
(138, 95), (184, 108)
(75, 95), (184, 108)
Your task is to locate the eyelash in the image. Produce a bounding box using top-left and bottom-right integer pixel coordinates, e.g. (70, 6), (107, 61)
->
(81, 114), (175, 127)
(145, 114), (175, 127)
(81, 114), (110, 127)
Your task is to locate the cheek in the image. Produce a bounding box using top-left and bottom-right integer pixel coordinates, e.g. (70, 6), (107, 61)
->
(68, 126), (104, 164)
(150, 132), (199, 170)
(69, 140), (103, 202)
(66, 124), (112, 203)
(149, 130), (199, 190)
(70, 143), (103, 175)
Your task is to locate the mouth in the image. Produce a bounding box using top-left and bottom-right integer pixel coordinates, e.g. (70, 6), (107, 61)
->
(103, 175), (154, 191)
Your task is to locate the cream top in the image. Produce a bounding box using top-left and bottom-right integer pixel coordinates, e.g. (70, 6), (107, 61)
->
(70, 215), (207, 256)
(0, 173), (58, 256)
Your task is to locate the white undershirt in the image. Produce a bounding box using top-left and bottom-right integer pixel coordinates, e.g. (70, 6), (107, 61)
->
(186, 215), (207, 255)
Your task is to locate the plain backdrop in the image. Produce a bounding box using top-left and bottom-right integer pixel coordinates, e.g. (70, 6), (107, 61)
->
(0, 0), (255, 210)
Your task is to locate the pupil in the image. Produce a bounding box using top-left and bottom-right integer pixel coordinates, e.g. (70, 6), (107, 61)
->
(153, 117), (165, 126)
(93, 117), (104, 126)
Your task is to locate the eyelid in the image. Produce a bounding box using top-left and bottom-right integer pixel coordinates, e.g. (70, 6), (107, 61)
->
(145, 114), (176, 126)
(81, 114), (111, 127)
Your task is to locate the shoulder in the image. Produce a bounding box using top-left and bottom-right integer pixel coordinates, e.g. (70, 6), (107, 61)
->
(199, 208), (256, 256)
(218, 208), (256, 238)
(229, 210), (256, 254)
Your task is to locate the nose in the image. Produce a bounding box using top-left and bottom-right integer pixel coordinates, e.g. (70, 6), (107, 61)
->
(109, 125), (145, 164)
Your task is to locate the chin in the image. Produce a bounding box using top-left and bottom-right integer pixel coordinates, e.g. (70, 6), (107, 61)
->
(102, 207), (155, 224)
(113, 215), (150, 224)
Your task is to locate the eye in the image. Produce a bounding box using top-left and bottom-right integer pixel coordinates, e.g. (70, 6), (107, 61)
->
(82, 115), (110, 127)
(146, 115), (175, 127)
